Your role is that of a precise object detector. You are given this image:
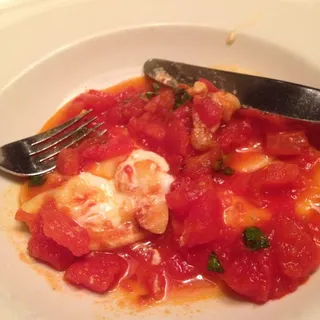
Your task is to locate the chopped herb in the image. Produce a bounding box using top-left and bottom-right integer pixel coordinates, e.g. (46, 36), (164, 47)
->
(213, 158), (235, 176)
(222, 166), (235, 176)
(29, 175), (46, 187)
(207, 252), (224, 273)
(173, 88), (192, 109)
(243, 226), (270, 251)
(152, 82), (160, 92)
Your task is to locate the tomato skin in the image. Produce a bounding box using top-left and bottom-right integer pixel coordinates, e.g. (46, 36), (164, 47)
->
(28, 217), (75, 271)
(64, 252), (128, 293)
(40, 202), (90, 257)
(265, 131), (309, 156)
(56, 148), (80, 176)
(194, 96), (222, 127)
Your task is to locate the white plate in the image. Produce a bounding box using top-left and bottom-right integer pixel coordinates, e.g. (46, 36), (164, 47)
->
(0, 17), (320, 320)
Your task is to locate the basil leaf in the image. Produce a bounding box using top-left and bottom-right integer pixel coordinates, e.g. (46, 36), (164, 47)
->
(173, 88), (191, 109)
(152, 82), (160, 92)
(207, 252), (224, 273)
(29, 175), (46, 187)
(243, 226), (270, 251)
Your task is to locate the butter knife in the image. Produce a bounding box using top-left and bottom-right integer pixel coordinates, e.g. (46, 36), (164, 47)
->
(143, 58), (320, 122)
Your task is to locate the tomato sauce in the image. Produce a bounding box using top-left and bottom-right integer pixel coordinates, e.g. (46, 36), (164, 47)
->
(16, 76), (320, 305)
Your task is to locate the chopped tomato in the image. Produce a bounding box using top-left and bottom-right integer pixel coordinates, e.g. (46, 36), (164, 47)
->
(181, 193), (223, 247)
(144, 89), (174, 114)
(128, 112), (167, 148)
(56, 148), (80, 176)
(217, 119), (255, 153)
(121, 95), (147, 122)
(64, 252), (128, 293)
(183, 148), (221, 179)
(194, 96), (222, 127)
(222, 247), (272, 303)
(198, 78), (218, 93)
(251, 162), (300, 191)
(273, 216), (318, 279)
(79, 128), (134, 162)
(76, 90), (117, 113)
(165, 119), (191, 156)
(28, 217), (75, 271)
(265, 131), (309, 156)
(166, 176), (215, 219)
(40, 202), (90, 257)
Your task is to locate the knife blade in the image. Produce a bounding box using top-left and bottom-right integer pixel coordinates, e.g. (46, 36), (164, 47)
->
(143, 58), (320, 122)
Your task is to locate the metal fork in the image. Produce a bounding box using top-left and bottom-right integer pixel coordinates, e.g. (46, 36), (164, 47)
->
(0, 109), (105, 177)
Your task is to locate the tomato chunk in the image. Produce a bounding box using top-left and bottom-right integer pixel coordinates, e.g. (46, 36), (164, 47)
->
(183, 148), (221, 179)
(221, 248), (272, 303)
(217, 119), (254, 153)
(265, 131), (309, 156)
(252, 162), (300, 191)
(165, 119), (191, 156)
(79, 128), (134, 162)
(166, 176), (215, 219)
(40, 203), (90, 257)
(194, 96), (222, 127)
(273, 216), (318, 279)
(181, 193), (223, 247)
(56, 148), (80, 176)
(64, 252), (128, 293)
(144, 89), (174, 114)
(76, 90), (117, 113)
(28, 217), (75, 271)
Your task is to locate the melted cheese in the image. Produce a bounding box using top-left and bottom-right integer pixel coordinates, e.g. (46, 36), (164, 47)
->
(21, 149), (174, 250)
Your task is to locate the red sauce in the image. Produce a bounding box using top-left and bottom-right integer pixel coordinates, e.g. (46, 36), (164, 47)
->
(16, 76), (320, 305)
